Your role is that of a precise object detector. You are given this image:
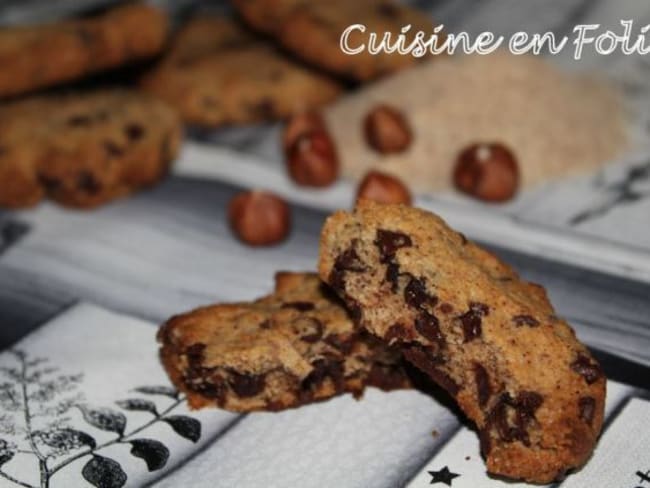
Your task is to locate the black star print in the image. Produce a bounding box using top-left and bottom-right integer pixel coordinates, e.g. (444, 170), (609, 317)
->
(428, 466), (460, 486)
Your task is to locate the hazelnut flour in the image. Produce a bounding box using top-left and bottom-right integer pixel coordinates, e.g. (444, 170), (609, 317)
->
(324, 51), (630, 193)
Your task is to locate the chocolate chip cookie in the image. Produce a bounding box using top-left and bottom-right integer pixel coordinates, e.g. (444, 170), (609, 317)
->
(0, 90), (181, 208)
(140, 16), (343, 127)
(0, 3), (169, 98)
(157, 272), (411, 412)
(275, 0), (435, 81)
(318, 200), (606, 484)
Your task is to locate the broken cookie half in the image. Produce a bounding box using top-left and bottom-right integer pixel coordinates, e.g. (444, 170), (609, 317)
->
(318, 200), (606, 484)
(157, 272), (410, 412)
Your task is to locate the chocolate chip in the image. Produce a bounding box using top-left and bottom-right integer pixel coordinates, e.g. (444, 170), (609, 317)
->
(374, 229), (412, 263)
(474, 363), (491, 407)
(439, 303), (454, 314)
(403, 345), (458, 396)
(513, 315), (540, 327)
(189, 375), (226, 400)
(185, 343), (205, 365)
(414, 311), (443, 344)
(404, 276), (438, 310)
(329, 244), (366, 295)
(282, 301), (315, 311)
(346, 299), (363, 322)
(295, 317), (323, 343)
(335, 246), (366, 272)
(67, 115), (92, 127)
(385, 324), (411, 343)
(125, 124), (145, 142)
(578, 396), (596, 425)
(77, 171), (101, 194)
(324, 334), (355, 354)
(228, 371), (266, 397)
(301, 359), (345, 394)
(458, 302), (489, 342)
(104, 141), (124, 158)
(259, 320), (271, 329)
(571, 354), (602, 384)
(486, 391), (543, 446)
(479, 428), (492, 456)
(385, 262), (400, 292)
(38, 174), (61, 191)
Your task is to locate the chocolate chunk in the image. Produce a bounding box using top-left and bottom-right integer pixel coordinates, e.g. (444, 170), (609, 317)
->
(295, 317), (323, 343)
(38, 174), (61, 191)
(374, 229), (412, 263)
(570, 354), (602, 384)
(77, 171), (101, 194)
(513, 315), (540, 327)
(281, 301), (315, 311)
(335, 246), (366, 272)
(578, 396), (596, 425)
(185, 343), (206, 366)
(479, 428), (492, 456)
(259, 320), (271, 329)
(385, 262), (400, 292)
(385, 324), (411, 343)
(414, 311), (443, 345)
(301, 359), (344, 393)
(474, 363), (491, 407)
(404, 276), (438, 310)
(438, 303), (454, 314)
(324, 334), (355, 354)
(228, 371), (266, 397)
(189, 375), (226, 400)
(487, 391), (543, 446)
(403, 345), (458, 396)
(125, 123), (145, 141)
(458, 302), (489, 342)
(104, 141), (124, 158)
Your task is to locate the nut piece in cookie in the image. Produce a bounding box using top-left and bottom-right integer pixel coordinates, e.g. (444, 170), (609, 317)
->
(318, 200), (606, 484)
(140, 16), (343, 127)
(0, 3), (169, 98)
(0, 90), (181, 209)
(157, 272), (411, 412)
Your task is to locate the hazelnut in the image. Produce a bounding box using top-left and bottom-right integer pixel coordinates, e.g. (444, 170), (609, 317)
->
(228, 190), (291, 246)
(356, 170), (412, 205)
(283, 111), (325, 152)
(286, 129), (339, 187)
(453, 143), (519, 202)
(364, 104), (412, 154)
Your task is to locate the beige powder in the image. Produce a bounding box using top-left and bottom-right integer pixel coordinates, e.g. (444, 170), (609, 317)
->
(324, 51), (629, 193)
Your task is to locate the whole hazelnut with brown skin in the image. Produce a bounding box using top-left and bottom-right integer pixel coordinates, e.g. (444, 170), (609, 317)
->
(356, 170), (412, 205)
(453, 143), (519, 202)
(286, 129), (339, 187)
(228, 190), (291, 246)
(283, 111), (325, 152)
(364, 104), (412, 154)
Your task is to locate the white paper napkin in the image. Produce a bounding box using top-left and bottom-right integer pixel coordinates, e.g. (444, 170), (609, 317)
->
(0, 303), (237, 488)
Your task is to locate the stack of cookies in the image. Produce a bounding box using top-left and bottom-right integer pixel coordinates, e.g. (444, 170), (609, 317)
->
(0, 3), (181, 209)
(158, 201), (607, 484)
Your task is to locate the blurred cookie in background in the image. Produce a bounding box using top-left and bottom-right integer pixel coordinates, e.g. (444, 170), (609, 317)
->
(0, 90), (181, 209)
(0, 2), (169, 99)
(140, 16), (343, 128)
(232, 0), (436, 81)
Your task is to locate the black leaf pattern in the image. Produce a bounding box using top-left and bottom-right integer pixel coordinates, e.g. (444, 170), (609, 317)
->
(37, 427), (96, 451)
(133, 386), (179, 399)
(82, 455), (127, 488)
(128, 438), (170, 471)
(116, 398), (158, 415)
(78, 405), (126, 435)
(163, 415), (201, 443)
(0, 439), (14, 467)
